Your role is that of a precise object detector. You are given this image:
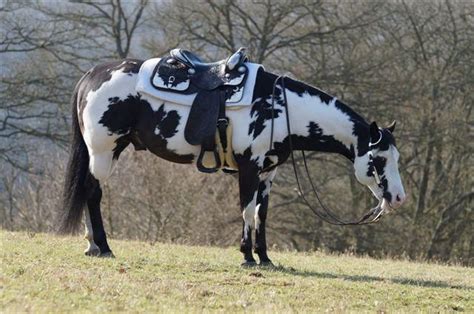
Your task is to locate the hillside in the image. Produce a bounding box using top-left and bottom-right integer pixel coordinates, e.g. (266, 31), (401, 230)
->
(1, 231), (472, 312)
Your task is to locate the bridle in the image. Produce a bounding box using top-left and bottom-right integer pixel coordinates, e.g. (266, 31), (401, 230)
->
(367, 130), (384, 190)
(269, 76), (385, 225)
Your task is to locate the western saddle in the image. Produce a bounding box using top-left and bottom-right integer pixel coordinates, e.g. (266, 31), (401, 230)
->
(152, 48), (249, 173)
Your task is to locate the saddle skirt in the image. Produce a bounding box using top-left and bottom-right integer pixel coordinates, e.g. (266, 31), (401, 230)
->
(136, 58), (263, 109)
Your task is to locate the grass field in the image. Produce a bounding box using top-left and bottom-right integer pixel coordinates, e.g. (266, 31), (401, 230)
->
(1, 231), (472, 312)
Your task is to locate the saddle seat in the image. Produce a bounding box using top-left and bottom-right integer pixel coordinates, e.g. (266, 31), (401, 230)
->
(171, 48), (248, 70)
(152, 47), (250, 173)
(165, 48), (249, 90)
(170, 49), (205, 67)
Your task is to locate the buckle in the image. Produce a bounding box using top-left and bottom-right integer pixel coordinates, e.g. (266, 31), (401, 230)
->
(217, 118), (229, 126)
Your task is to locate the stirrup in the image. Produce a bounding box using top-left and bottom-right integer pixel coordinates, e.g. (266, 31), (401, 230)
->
(196, 149), (221, 173)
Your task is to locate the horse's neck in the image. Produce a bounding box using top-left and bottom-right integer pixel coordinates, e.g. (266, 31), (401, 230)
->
(283, 77), (369, 160)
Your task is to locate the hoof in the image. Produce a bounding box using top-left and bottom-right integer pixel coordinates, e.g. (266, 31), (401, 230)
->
(241, 260), (257, 267)
(259, 260), (275, 267)
(84, 247), (101, 257)
(98, 251), (115, 258)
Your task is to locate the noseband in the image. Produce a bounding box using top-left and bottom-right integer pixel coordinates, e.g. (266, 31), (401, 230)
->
(269, 76), (384, 225)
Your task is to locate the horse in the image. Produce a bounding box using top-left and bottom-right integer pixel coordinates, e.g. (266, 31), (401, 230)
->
(60, 54), (406, 266)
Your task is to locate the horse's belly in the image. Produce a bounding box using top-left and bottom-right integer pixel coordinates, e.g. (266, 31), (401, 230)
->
(138, 97), (199, 163)
(141, 97), (258, 165)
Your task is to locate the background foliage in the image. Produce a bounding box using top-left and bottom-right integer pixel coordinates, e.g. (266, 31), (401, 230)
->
(1, 0), (472, 265)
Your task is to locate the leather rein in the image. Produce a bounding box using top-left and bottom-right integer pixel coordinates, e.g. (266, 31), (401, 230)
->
(269, 75), (385, 226)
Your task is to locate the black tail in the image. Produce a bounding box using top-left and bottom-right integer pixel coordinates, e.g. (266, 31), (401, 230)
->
(59, 86), (91, 234)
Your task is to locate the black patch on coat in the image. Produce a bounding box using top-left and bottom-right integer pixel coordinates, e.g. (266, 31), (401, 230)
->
(262, 128), (355, 173)
(99, 94), (193, 164)
(248, 68), (284, 139)
(367, 155), (391, 201)
(264, 135), (311, 170)
(307, 122), (355, 161)
(251, 69), (375, 160)
(284, 78), (366, 127)
(367, 156), (387, 178)
(154, 104), (180, 139)
(248, 99), (283, 139)
(86, 59), (142, 93)
(275, 74), (376, 157)
(262, 156), (275, 170)
(234, 146), (257, 165)
(112, 136), (132, 160)
(367, 155), (393, 202)
(382, 180), (392, 202)
(135, 102), (194, 164)
(77, 59), (144, 131)
(99, 95), (142, 135)
(234, 147), (260, 209)
(285, 78), (333, 104)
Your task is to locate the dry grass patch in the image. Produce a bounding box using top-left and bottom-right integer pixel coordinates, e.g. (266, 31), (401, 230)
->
(1, 231), (473, 312)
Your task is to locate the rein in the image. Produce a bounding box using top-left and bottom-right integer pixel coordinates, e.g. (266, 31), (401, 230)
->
(269, 76), (384, 226)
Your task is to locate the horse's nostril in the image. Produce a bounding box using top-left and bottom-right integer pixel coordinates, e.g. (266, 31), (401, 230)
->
(396, 195), (401, 202)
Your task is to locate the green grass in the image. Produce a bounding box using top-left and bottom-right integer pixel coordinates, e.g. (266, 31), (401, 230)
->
(1, 231), (472, 312)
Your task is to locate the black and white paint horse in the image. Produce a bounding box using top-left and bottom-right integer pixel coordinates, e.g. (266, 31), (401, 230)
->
(61, 57), (406, 266)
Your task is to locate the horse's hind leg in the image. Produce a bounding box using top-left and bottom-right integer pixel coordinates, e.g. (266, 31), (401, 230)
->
(84, 175), (113, 257)
(84, 151), (115, 257)
(84, 199), (100, 256)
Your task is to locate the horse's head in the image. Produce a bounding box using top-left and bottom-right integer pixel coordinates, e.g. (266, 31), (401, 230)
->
(354, 121), (406, 213)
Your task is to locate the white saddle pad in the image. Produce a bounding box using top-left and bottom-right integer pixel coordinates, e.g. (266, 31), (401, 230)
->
(136, 58), (263, 109)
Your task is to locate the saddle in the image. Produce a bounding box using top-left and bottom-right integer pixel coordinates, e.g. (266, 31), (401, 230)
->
(152, 48), (249, 173)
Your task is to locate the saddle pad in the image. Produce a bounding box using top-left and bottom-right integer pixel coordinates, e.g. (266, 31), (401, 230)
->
(136, 58), (263, 109)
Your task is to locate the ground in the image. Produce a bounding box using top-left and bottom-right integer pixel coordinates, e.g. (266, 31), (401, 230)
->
(1, 231), (472, 312)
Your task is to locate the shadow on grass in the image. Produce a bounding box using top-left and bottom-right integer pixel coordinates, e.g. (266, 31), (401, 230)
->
(264, 265), (472, 291)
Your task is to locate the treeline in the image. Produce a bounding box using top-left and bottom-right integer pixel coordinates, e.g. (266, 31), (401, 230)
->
(0, 0), (472, 265)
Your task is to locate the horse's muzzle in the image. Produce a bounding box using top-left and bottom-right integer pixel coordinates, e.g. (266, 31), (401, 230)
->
(381, 198), (396, 213)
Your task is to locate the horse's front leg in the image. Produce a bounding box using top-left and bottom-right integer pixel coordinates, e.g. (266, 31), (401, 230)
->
(254, 168), (277, 266)
(238, 164), (260, 266)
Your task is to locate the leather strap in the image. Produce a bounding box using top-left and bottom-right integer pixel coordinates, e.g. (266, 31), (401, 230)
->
(271, 76), (384, 225)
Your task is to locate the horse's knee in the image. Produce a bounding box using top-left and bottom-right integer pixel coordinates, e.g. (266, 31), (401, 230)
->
(89, 152), (113, 182)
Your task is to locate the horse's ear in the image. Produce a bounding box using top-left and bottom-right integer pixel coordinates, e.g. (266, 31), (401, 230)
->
(370, 121), (380, 141)
(387, 120), (396, 133)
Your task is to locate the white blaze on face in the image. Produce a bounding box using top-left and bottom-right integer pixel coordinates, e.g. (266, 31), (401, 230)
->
(357, 145), (406, 210)
(380, 146), (406, 208)
(354, 153), (373, 187)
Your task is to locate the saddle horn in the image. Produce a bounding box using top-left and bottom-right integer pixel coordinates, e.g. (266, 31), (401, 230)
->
(226, 47), (247, 70)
